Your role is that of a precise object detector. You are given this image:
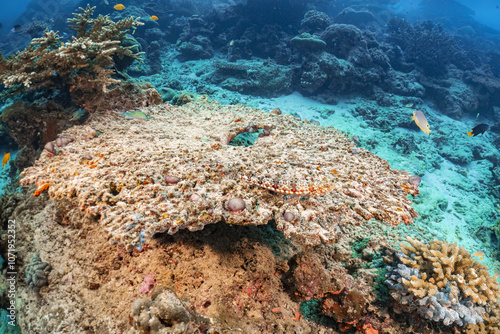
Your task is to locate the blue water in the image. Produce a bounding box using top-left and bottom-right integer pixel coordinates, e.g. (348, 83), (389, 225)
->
(1, 0), (500, 332)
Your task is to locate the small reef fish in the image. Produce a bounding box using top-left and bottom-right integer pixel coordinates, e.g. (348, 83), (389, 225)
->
(150, 15), (158, 21)
(70, 108), (87, 121)
(11, 24), (21, 33)
(114, 4), (125, 10)
(473, 250), (484, 260)
(118, 111), (151, 120)
(495, 268), (500, 278)
(467, 123), (489, 137)
(2, 153), (10, 167)
(412, 110), (431, 135)
(229, 40), (234, 46)
(405, 103), (413, 108)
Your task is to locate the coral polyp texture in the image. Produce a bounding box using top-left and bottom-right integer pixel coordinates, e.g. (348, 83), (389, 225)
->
(20, 102), (418, 250)
(0, 5), (151, 111)
(386, 237), (500, 328)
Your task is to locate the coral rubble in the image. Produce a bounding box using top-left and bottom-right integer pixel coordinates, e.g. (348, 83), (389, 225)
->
(20, 102), (418, 251)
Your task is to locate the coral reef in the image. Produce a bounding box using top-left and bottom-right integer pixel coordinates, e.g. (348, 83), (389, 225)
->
(465, 301), (500, 334)
(320, 24), (364, 60)
(0, 5), (154, 112)
(300, 10), (332, 32)
(0, 100), (76, 169)
(20, 103), (418, 251)
(387, 18), (469, 77)
(25, 253), (51, 293)
(290, 33), (327, 51)
(386, 237), (500, 327)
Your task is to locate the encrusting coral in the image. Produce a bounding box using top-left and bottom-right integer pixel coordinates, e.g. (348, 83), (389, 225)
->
(0, 5), (147, 110)
(386, 237), (500, 328)
(20, 102), (418, 251)
(25, 253), (52, 293)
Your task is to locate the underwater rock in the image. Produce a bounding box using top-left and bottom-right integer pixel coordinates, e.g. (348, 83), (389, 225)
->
(290, 33), (327, 51)
(177, 36), (214, 61)
(333, 7), (375, 28)
(385, 70), (425, 97)
(320, 24), (364, 59)
(128, 289), (212, 334)
(300, 61), (328, 94)
(25, 253), (52, 293)
(300, 10), (331, 32)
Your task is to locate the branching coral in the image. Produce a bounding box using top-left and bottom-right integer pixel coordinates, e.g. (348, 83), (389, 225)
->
(465, 300), (500, 334)
(0, 5), (144, 109)
(20, 102), (418, 251)
(386, 237), (500, 327)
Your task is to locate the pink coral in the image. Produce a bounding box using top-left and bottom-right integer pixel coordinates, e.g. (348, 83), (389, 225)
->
(138, 273), (156, 294)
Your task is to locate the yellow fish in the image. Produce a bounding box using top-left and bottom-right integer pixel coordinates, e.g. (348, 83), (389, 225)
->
(114, 4), (125, 10)
(2, 153), (10, 167)
(474, 250), (484, 260)
(229, 40), (234, 46)
(495, 268), (500, 279)
(150, 15), (158, 21)
(412, 110), (431, 135)
(405, 103), (413, 108)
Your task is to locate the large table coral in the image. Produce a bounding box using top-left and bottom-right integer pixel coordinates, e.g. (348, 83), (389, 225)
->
(20, 102), (418, 250)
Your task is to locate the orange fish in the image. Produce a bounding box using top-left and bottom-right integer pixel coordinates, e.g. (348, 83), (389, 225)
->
(150, 15), (158, 21)
(474, 250), (484, 260)
(2, 153), (10, 167)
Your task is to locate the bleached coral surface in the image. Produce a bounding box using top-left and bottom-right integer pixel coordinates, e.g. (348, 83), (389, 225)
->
(21, 102), (418, 250)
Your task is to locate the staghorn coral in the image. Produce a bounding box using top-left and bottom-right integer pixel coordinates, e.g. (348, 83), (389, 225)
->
(466, 300), (500, 334)
(0, 5), (145, 110)
(20, 102), (418, 251)
(386, 237), (500, 327)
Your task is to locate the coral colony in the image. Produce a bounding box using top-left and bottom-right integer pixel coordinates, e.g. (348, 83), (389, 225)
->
(1, 1), (500, 334)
